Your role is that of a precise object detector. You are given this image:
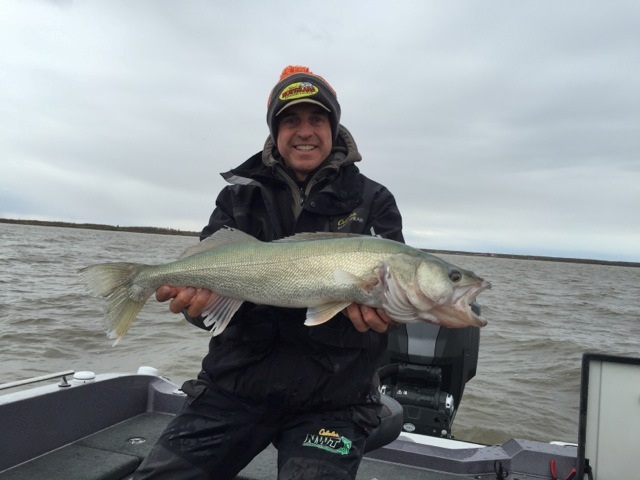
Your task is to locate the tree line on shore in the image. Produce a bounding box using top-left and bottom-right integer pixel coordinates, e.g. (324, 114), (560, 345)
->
(0, 218), (199, 237)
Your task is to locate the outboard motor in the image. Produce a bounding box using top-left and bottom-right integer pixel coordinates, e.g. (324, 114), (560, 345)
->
(378, 304), (480, 438)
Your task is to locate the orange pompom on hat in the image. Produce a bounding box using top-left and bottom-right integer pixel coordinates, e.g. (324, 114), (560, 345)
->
(266, 65), (341, 141)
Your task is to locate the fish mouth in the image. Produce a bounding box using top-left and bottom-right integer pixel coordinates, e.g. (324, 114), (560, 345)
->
(433, 280), (492, 328)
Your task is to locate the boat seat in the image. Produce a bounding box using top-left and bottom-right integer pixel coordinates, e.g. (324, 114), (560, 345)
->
(364, 391), (404, 452)
(0, 395), (402, 480)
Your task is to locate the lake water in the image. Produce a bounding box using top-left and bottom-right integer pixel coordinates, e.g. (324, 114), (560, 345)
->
(1, 223), (638, 445)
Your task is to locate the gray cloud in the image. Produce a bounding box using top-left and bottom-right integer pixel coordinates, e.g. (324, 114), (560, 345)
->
(1, 0), (638, 261)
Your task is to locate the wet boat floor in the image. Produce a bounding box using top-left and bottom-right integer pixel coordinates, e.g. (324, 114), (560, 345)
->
(0, 412), (495, 480)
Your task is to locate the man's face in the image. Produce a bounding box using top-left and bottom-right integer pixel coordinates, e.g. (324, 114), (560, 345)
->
(276, 103), (333, 182)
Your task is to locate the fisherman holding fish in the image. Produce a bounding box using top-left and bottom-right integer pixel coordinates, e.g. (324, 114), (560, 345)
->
(77, 65), (489, 479)
(133, 65), (405, 479)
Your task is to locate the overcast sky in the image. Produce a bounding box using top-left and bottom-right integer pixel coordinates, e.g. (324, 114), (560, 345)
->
(2, 1), (639, 262)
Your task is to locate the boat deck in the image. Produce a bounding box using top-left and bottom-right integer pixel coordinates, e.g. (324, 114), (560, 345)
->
(1, 409), (577, 479)
(0, 373), (577, 480)
(0, 411), (488, 480)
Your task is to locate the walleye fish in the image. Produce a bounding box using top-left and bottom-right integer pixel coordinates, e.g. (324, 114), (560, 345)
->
(79, 228), (491, 344)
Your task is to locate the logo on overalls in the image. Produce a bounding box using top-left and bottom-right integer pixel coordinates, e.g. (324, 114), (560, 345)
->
(302, 429), (352, 455)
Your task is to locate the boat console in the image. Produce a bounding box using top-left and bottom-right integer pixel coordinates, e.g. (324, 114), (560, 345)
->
(576, 353), (640, 479)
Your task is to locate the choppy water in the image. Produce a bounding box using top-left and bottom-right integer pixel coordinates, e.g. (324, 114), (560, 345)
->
(1, 224), (638, 445)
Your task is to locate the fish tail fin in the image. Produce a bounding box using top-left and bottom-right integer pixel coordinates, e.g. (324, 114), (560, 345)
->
(78, 263), (153, 345)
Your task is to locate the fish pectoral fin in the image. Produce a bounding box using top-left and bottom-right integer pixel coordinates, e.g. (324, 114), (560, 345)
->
(201, 294), (245, 336)
(305, 301), (353, 327)
(333, 270), (378, 290)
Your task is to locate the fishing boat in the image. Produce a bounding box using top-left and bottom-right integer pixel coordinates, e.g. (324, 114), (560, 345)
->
(1, 322), (637, 479)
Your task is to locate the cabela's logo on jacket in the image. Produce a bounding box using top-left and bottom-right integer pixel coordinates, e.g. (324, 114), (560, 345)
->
(333, 210), (365, 231)
(279, 82), (319, 101)
(302, 429), (352, 455)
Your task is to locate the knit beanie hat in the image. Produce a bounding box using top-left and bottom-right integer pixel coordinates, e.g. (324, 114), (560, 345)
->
(266, 65), (341, 142)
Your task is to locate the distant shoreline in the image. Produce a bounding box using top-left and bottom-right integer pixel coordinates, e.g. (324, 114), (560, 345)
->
(2, 218), (638, 268)
(0, 218), (199, 238)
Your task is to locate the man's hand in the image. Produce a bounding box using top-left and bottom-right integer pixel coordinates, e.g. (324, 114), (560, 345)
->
(343, 303), (396, 333)
(155, 286), (216, 318)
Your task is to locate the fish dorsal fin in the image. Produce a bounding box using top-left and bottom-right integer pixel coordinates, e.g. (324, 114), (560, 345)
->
(179, 227), (260, 259)
(275, 232), (369, 243)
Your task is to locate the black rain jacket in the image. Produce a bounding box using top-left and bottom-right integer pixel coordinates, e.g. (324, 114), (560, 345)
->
(196, 125), (404, 413)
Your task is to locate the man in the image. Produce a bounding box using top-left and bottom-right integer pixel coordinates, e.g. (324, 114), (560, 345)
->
(134, 66), (404, 479)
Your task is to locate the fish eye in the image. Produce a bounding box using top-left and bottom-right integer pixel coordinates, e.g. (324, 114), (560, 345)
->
(449, 269), (462, 282)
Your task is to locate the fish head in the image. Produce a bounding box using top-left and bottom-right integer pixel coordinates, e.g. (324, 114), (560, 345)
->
(381, 253), (491, 328)
(414, 257), (491, 328)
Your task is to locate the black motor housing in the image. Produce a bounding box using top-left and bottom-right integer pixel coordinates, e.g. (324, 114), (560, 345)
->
(379, 311), (480, 438)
